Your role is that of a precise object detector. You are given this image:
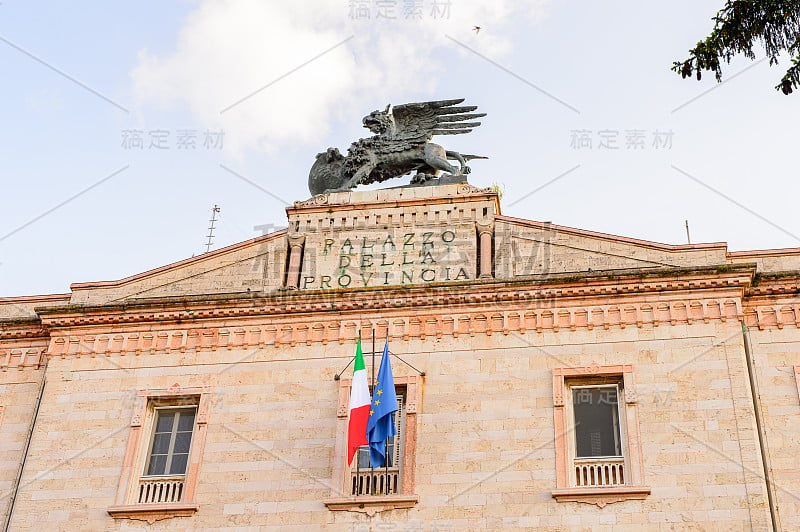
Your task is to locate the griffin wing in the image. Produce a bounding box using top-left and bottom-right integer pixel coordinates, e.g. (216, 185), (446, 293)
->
(387, 98), (485, 151)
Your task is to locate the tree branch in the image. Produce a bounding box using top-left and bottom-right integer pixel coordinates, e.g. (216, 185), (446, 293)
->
(672, 0), (800, 94)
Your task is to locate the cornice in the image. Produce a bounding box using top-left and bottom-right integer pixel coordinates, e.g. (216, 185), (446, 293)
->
(0, 293), (71, 304)
(742, 274), (800, 329)
(745, 272), (800, 298)
(747, 285), (800, 297)
(288, 183), (499, 216)
(45, 296), (748, 359)
(0, 319), (48, 340)
(729, 248), (800, 258)
(35, 266), (753, 331)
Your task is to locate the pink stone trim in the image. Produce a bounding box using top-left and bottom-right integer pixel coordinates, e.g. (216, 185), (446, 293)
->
(744, 303), (800, 329)
(729, 248), (800, 258)
(323, 495), (419, 515)
(0, 293), (71, 304)
(39, 292), (748, 353)
(0, 346), (45, 371)
(46, 270), (751, 319)
(551, 487), (651, 507)
(107, 503), (198, 524)
(109, 385), (211, 522)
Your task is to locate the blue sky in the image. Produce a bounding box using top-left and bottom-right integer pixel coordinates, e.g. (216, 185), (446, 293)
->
(1, 1), (798, 297)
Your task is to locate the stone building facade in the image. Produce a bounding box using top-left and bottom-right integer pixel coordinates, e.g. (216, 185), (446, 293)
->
(1, 183), (799, 530)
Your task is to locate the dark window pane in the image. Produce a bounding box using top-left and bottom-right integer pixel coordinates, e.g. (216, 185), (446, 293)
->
(355, 441), (400, 469)
(357, 446), (370, 469)
(147, 454), (167, 476)
(177, 411), (196, 431)
(573, 387), (621, 457)
(170, 453), (189, 475)
(155, 411), (175, 432)
(151, 433), (171, 454)
(174, 431), (193, 454)
(352, 392), (404, 471)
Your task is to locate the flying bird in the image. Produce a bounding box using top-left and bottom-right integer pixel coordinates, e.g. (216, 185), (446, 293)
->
(473, 26), (481, 34)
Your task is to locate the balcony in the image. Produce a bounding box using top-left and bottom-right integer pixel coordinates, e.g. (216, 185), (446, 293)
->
(138, 476), (185, 504)
(351, 468), (400, 496)
(108, 475), (197, 523)
(574, 457), (625, 487)
(325, 468), (417, 515)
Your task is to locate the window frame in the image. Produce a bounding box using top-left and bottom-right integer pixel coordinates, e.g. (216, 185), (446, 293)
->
(552, 365), (650, 507)
(324, 375), (421, 515)
(108, 386), (210, 524)
(351, 393), (406, 497)
(143, 406), (197, 477)
(568, 383), (624, 460)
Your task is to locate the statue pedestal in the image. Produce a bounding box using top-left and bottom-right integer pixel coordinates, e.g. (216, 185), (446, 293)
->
(285, 183), (499, 290)
(407, 173), (468, 188)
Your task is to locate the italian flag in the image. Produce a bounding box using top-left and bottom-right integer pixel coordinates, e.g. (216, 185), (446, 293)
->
(347, 338), (370, 465)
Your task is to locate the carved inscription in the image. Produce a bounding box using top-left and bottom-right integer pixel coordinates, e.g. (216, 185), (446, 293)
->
(300, 227), (475, 290)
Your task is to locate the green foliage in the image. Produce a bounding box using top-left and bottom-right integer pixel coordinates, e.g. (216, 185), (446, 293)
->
(672, 1), (800, 94)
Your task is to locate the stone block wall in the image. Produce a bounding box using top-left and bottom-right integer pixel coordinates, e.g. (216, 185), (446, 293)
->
(2, 302), (780, 530)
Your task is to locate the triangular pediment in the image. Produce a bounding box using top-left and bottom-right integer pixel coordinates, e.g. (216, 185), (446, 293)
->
(494, 216), (729, 279)
(55, 184), (800, 310)
(68, 232), (288, 306)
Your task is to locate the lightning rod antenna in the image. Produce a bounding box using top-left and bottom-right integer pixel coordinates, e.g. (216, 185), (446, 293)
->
(205, 204), (221, 253)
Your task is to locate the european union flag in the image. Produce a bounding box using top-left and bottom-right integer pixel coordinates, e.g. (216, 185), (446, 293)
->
(367, 341), (398, 467)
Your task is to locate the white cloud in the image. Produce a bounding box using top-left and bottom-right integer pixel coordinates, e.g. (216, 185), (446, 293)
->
(130, 0), (548, 155)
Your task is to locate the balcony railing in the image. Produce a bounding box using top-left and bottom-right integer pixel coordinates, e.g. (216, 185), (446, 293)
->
(351, 468), (400, 496)
(138, 476), (186, 504)
(573, 457), (625, 487)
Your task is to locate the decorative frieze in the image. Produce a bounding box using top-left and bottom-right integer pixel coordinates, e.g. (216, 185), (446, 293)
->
(0, 346), (46, 371)
(0, 336), (48, 370)
(743, 304), (800, 329)
(44, 297), (743, 359)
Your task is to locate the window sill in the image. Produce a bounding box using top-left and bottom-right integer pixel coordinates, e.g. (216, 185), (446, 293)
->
(107, 503), (199, 524)
(552, 486), (650, 508)
(323, 494), (419, 516)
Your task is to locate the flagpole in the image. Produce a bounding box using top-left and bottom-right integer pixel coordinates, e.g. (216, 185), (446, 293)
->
(385, 435), (390, 493)
(355, 332), (360, 494)
(370, 327), (375, 494)
(384, 331), (389, 494)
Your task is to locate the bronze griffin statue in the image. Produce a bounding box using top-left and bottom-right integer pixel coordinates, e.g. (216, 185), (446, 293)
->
(308, 98), (486, 195)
